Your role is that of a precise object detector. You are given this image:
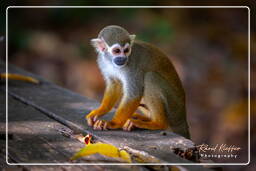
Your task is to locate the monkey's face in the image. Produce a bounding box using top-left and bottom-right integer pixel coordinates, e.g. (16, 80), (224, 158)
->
(91, 37), (132, 68)
(91, 25), (136, 68)
(107, 43), (131, 67)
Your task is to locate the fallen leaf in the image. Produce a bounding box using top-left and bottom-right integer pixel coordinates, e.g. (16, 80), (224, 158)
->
(0, 73), (39, 84)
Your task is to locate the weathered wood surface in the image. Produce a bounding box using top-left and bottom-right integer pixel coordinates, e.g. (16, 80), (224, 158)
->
(0, 62), (211, 170)
(0, 88), (144, 171)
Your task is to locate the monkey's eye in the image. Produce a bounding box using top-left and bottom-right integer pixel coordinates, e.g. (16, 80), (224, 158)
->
(124, 48), (130, 53)
(113, 48), (121, 54)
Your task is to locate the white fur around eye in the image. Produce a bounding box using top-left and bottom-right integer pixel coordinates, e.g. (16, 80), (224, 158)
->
(109, 44), (121, 51)
(108, 43), (122, 56)
(124, 43), (131, 56)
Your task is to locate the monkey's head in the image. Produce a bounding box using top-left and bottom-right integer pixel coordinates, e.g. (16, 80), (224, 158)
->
(91, 25), (136, 67)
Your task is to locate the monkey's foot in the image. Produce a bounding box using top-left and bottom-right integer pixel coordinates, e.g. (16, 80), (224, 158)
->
(122, 119), (136, 131)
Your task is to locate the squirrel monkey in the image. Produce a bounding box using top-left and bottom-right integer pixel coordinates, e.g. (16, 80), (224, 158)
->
(86, 25), (190, 139)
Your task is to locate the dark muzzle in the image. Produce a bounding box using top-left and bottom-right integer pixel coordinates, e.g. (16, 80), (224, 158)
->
(113, 57), (127, 66)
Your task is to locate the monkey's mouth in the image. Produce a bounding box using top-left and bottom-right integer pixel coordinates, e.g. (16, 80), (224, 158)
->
(113, 57), (128, 67)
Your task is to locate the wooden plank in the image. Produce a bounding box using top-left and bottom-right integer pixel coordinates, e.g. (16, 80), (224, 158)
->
(0, 95), (146, 171)
(0, 62), (211, 170)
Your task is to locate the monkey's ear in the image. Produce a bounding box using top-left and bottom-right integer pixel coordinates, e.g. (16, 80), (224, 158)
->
(129, 34), (136, 45)
(90, 38), (108, 53)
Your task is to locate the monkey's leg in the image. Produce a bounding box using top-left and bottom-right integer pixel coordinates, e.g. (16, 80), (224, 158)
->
(128, 72), (190, 138)
(130, 101), (151, 121)
(123, 102), (169, 131)
(129, 101), (169, 130)
(124, 72), (171, 131)
(131, 113), (150, 121)
(93, 97), (142, 130)
(86, 80), (121, 126)
(122, 107), (151, 131)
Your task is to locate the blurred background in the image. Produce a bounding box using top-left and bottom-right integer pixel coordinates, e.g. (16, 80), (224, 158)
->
(1, 3), (255, 170)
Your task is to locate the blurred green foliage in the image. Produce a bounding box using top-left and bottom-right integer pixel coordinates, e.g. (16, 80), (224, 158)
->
(8, 8), (175, 56)
(138, 18), (173, 42)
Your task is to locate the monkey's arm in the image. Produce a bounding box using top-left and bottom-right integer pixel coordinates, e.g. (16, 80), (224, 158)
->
(93, 81), (143, 130)
(107, 96), (142, 129)
(93, 96), (142, 130)
(86, 79), (121, 126)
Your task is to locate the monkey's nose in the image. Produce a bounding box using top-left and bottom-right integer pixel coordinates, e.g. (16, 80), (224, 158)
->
(113, 57), (127, 66)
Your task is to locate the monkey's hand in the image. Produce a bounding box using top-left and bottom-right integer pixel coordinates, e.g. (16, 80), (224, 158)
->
(86, 109), (104, 127)
(86, 110), (124, 130)
(91, 120), (124, 130)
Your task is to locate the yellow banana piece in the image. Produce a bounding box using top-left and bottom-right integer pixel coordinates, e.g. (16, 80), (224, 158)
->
(70, 142), (131, 163)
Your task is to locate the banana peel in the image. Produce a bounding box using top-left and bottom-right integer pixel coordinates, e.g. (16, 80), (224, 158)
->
(0, 73), (39, 84)
(70, 142), (131, 162)
(70, 134), (131, 163)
